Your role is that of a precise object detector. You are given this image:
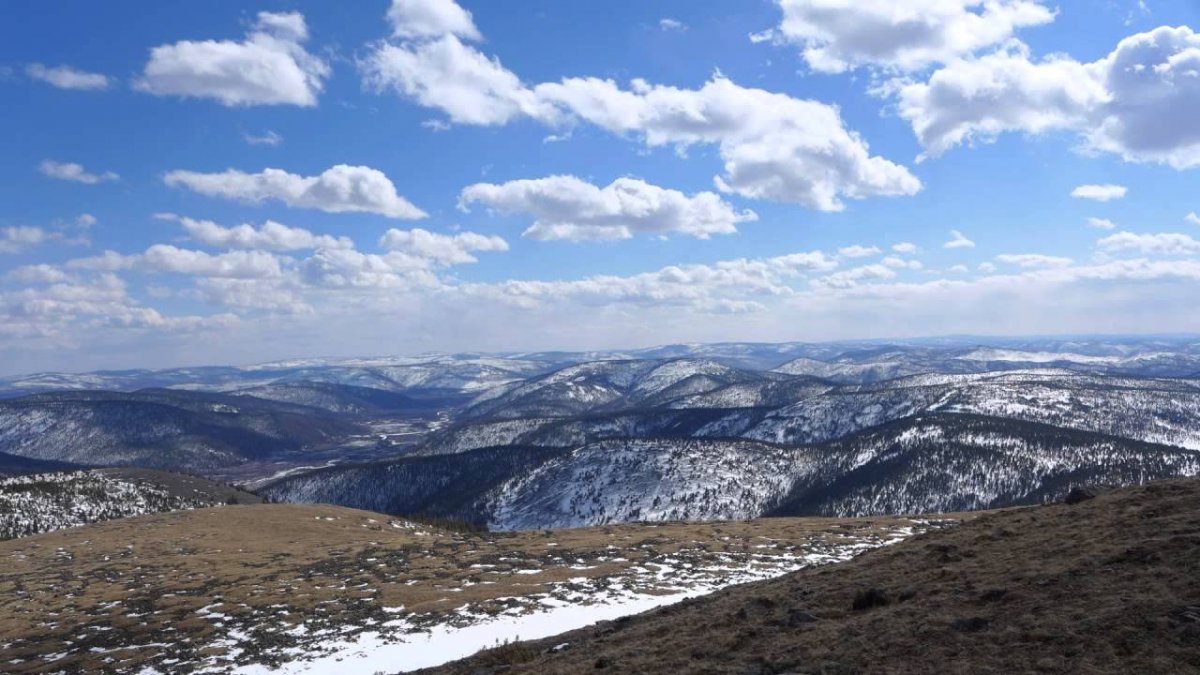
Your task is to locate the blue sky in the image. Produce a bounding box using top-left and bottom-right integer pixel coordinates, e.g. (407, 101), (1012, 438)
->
(2, 0), (1200, 373)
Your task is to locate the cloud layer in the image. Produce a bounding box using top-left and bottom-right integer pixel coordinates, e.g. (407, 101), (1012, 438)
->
(459, 175), (758, 241)
(163, 165), (426, 219)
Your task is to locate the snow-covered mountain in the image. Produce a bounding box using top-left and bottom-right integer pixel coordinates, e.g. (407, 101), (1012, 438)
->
(10, 336), (1200, 532)
(0, 389), (361, 472)
(741, 370), (1200, 449)
(264, 413), (1200, 530)
(228, 381), (423, 415)
(460, 358), (779, 421)
(0, 468), (260, 539)
(416, 368), (1200, 457)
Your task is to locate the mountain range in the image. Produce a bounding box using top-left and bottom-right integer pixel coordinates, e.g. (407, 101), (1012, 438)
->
(3, 336), (1200, 530)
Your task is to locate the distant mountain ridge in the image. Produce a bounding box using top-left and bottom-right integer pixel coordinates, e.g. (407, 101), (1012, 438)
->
(5, 336), (1200, 531)
(263, 413), (1200, 529)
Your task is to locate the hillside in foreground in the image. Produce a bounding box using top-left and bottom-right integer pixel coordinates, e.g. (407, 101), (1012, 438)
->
(431, 478), (1200, 674)
(0, 503), (937, 673)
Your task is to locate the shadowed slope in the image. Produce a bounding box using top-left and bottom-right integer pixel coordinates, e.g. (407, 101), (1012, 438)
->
(430, 477), (1200, 674)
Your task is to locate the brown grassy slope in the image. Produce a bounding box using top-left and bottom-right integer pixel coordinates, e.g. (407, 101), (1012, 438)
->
(430, 479), (1200, 675)
(0, 504), (920, 673)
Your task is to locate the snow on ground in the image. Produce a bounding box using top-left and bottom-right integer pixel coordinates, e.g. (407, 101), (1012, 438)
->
(194, 525), (921, 674)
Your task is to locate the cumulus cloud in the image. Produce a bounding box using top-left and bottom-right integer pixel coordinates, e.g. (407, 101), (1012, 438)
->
(1097, 231), (1200, 256)
(69, 245), (284, 279)
(881, 256), (923, 270)
(387, 0), (482, 40)
(896, 26), (1200, 168)
(0, 273), (237, 345)
(26, 63), (110, 90)
(539, 76), (922, 210)
(0, 227), (48, 254)
(837, 245), (882, 258)
(892, 242), (918, 254)
(298, 248), (442, 289)
(659, 18), (686, 32)
(5, 264), (70, 284)
(1072, 184), (1127, 201)
(943, 229), (975, 248)
(159, 214), (354, 251)
(1187, 212), (1200, 226)
(196, 278), (313, 315)
(163, 165), (427, 219)
(995, 253), (1073, 268)
(459, 175), (758, 241)
(1087, 217), (1117, 230)
(763, 0), (1055, 73)
(363, 35), (557, 126)
(379, 227), (508, 264)
(812, 263), (897, 289)
(243, 130), (283, 146)
(39, 160), (118, 184)
(468, 250), (838, 309)
(895, 44), (1103, 158)
(136, 11), (329, 107)
(362, 17), (920, 210)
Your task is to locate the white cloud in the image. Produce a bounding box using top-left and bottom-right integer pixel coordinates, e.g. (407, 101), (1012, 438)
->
(1187, 212), (1200, 226)
(995, 253), (1073, 268)
(837, 245), (882, 258)
(469, 251), (838, 309)
(163, 165), (427, 219)
(978, 261), (997, 273)
(196, 278), (313, 315)
(298, 248), (442, 290)
(69, 245), (284, 279)
(1072, 184), (1127, 201)
(659, 18), (686, 32)
(765, 0), (1055, 73)
(896, 44), (1103, 158)
(1087, 217), (1117, 230)
(136, 11), (329, 107)
(0, 227), (48, 254)
(26, 63), (110, 90)
(896, 26), (1200, 168)
(387, 0), (482, 40)
(892, 241), (918, 254)
(0, 216), (94, 254)
(943, 229), (975, 248)
(0, 273), (237, 345)
(5, 264), (70, 284)
(881, 256), (923, 270)
(363, 35), (557, 126)
(244, 130), (283, 146)
(537, 76), (921, 209)
(948, 264), (969, 273)
(160, 214), (354, 251)
(1097, 231), (1200, 256)
(812, 263), (897, 289)
(39, 160), (118, 184)
(379, 228), (508, 264)
(459, 175), (758, 241)
(363, 25), (920, 210)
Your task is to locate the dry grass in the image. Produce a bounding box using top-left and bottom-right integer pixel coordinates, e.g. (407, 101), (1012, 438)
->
(428, 478), (1200, 675)
(0, 504), (927, 672)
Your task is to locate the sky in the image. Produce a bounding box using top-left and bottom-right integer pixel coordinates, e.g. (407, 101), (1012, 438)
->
(2, 0), (1200, 374)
